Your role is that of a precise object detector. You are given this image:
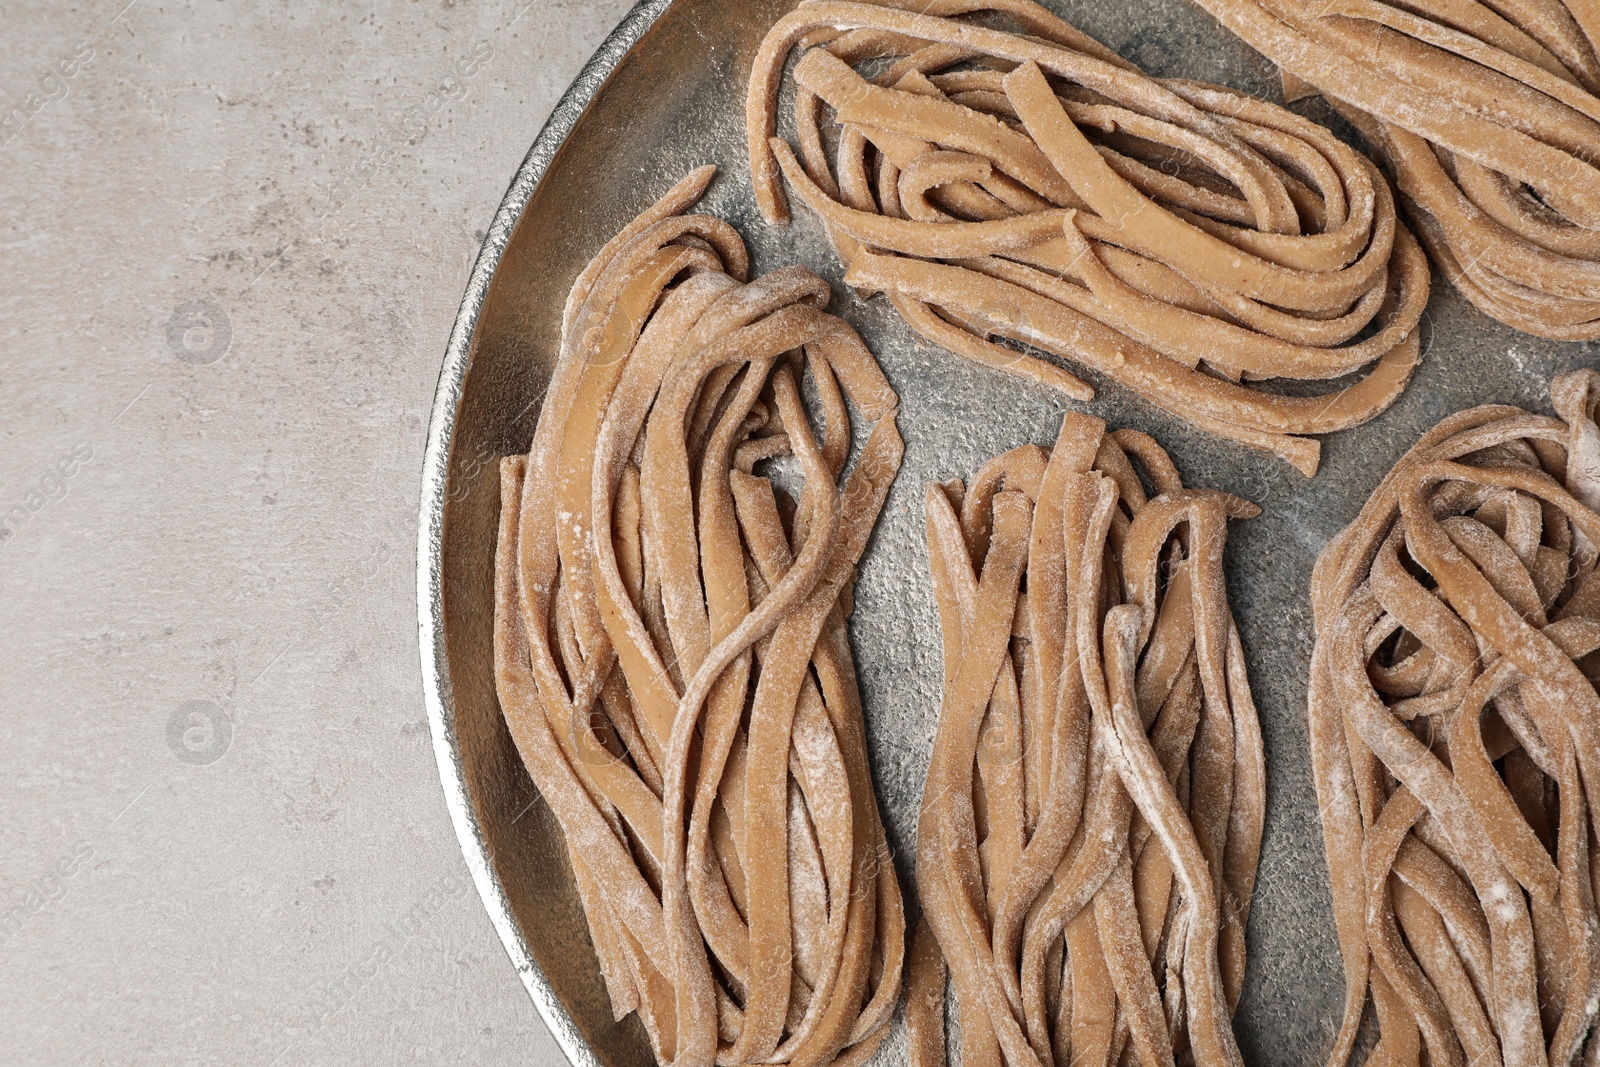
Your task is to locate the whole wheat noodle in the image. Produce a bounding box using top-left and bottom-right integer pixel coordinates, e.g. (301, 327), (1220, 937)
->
(746, 0), (1430, 476)
(908, 412), (1265, 1067)
(492, 167), (905, 1067)
(1190, 0), (1600, 340)
(1309, 368), (1600, 1067)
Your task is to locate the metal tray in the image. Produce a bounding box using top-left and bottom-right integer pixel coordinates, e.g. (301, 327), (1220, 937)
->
(417, 2), (1600, 1064)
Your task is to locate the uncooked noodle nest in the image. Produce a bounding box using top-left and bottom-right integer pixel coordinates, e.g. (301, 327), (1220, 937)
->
(1310, 369), (1600, 1067)
(492, 167), (906, 1067)
(908, 413), (1265, 1067)
(747, 0), (1431, 476)
(1191, 0), (1600, 340)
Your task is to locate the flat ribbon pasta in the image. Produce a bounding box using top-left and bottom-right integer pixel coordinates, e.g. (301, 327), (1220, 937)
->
(908, 412), (1265, 1067)
(1190, 0), (1600, 340)
(1309, 369), (1600, 1067)
(747, 0), (1429, 475)
(493, 167), (906, 1067)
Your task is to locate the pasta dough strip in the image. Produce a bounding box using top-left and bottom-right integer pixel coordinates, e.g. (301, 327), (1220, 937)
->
(747, 0), (1429, 474)
(1190, 0), (1600, 338)
(911, 413), (1264, 1067)
(494, 169), (905, 1067)
(1308, 368), (1600, 1067)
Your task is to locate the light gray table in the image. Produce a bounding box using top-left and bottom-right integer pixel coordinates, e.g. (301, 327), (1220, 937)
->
(1, 1), (635, 1062)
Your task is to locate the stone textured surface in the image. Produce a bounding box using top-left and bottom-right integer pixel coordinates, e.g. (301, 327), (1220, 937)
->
(0, 1), (634, 1063)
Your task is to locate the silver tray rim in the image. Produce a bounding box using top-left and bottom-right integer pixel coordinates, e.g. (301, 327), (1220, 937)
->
(416, 4), (673, 1066)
